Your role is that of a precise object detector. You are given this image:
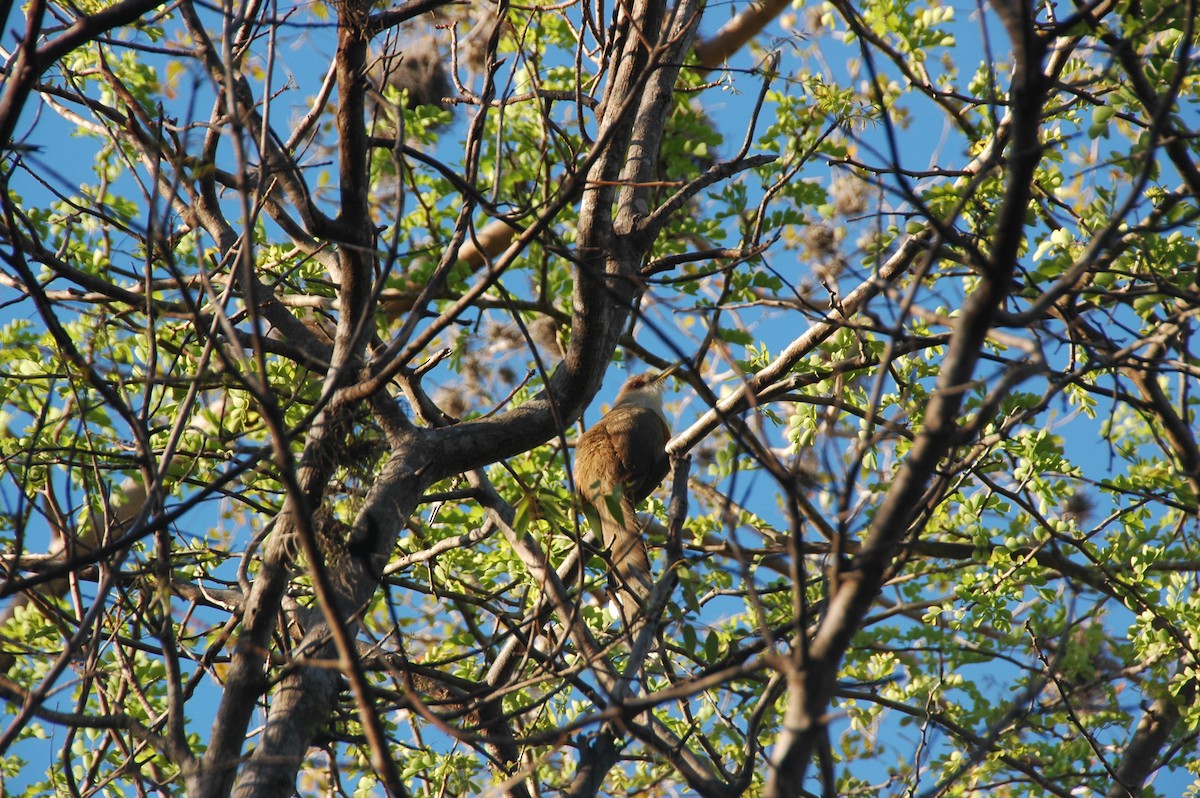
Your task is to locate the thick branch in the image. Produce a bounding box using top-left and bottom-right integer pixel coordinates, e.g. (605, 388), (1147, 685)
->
(762, 2), (1048, 791)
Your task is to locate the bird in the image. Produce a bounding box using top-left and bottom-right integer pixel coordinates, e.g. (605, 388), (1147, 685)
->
(573, 364), (679, 630)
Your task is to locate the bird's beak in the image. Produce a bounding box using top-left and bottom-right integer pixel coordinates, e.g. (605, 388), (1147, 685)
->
(651, 362), (682, 386)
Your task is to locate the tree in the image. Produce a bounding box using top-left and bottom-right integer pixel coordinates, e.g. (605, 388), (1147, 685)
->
(0, 0), (1198, 794)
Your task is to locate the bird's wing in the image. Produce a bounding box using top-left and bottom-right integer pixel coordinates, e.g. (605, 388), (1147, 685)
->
(573, 404), (671, 632)
(602, 406), (671, 504)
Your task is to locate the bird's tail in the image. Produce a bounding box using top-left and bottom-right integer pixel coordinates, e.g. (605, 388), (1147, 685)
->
(588, 494), (654, 633)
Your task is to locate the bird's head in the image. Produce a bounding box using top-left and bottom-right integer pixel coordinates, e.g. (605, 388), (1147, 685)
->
(612, 363), (681, 410)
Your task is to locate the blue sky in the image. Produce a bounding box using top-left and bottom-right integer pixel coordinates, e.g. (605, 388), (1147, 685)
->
(1, 0), (1195, 794)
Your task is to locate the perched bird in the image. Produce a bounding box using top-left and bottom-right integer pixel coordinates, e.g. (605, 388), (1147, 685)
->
(574, 365), (679, 629)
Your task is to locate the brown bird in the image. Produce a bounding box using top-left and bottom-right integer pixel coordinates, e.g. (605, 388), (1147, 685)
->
(574, 365), (679, 629)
